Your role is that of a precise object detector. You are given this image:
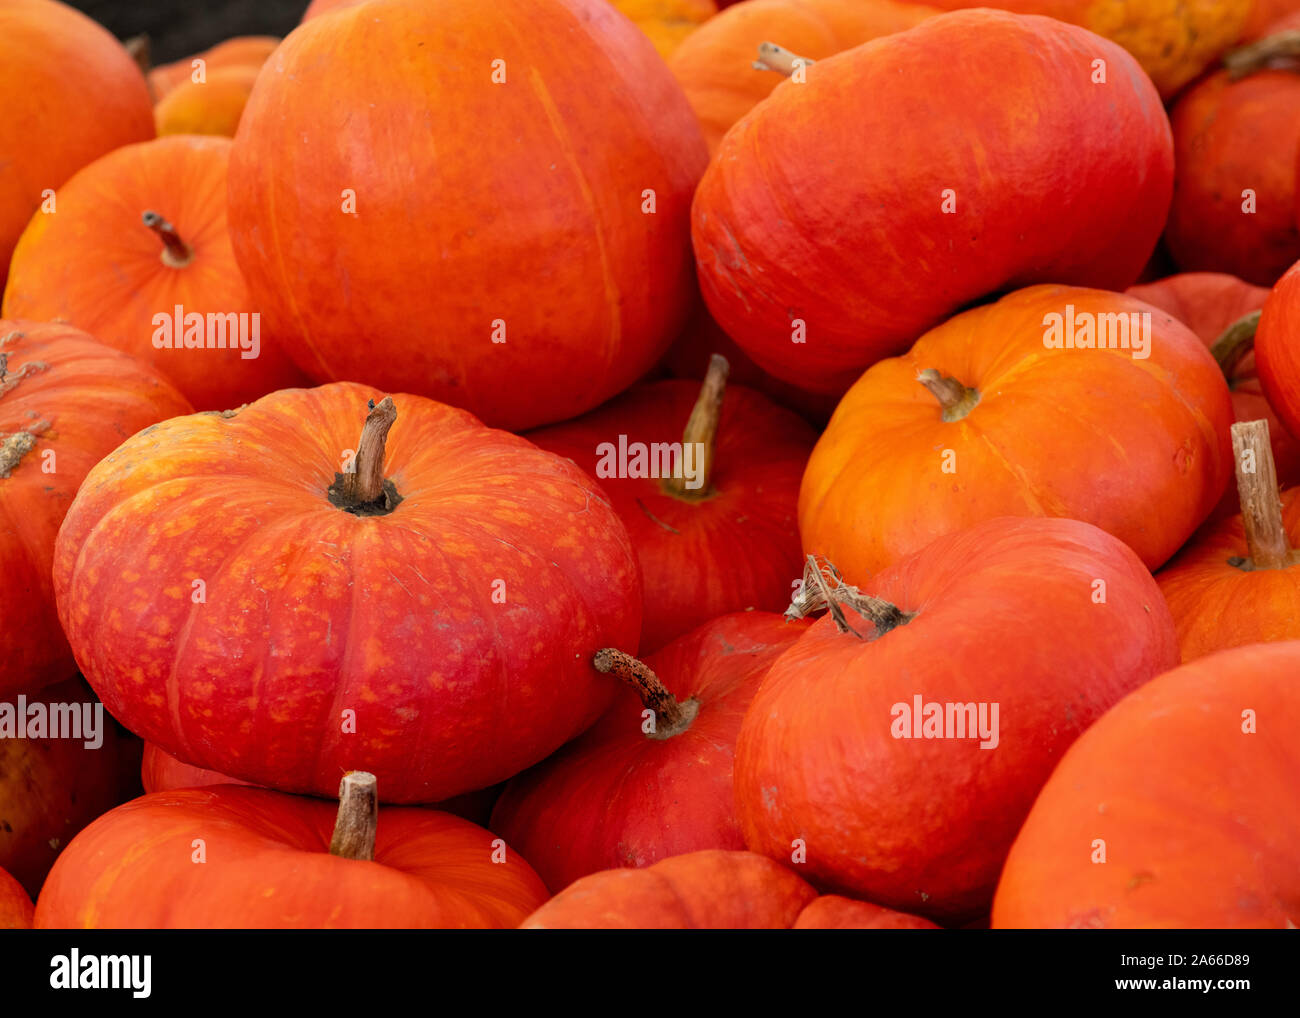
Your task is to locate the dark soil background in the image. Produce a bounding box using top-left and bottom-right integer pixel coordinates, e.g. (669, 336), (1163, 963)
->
(71, 0), (311, 63)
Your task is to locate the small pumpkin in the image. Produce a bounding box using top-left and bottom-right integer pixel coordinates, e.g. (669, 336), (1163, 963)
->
(611, 0), (718, 58)
(0, 866), (32, 930)
(53, 384), (641, 804)
(735, 516), (1180, 922)
(1257, 259), (1300, 439)
(147, 35), (278, 100)
(799, 285), (1233, 580)
(154, 65), (261, 137)
(491, 611), (808, 891)
(35, 772), (548, 928)
(0, 321), (191, 698)
(992, 642), (1300, 929)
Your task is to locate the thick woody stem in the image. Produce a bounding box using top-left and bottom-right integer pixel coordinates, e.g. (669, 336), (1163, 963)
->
(593, 648), (698, 738)
(753, 42), (815, 77)
(787, 555), (914, 639)
(344, 397), (396, 504)
(917, 368), (980, 422)
(662, 354), (728, 499)
(1231, 420), (1292, 570)
(1224, 29), (1300, 80)
(142, 211), (194, 268)
(328, 771), (378, 861)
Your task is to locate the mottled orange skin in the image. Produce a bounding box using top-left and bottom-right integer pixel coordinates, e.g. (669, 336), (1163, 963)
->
(993, 642), (1300, 929)
(800, 286), (1234, 580)
(491, 612), (808, 891)
(530, 380), (815, 651)
(154, 65), (261, 137)
(520, 849), (817, 928)
(610, 0), (718, 58)
(0, 322), (191, 698)
(147, 36), (279, 100)
(35, 786), (548, 929)
(693, 11), (1173, 393)
(230, 0), (708, 431)
(0, 678), (144, 899)
(0, 0), (154, 290)
(3, 135), (307, 412)
(735, 516), (1180, 923)
(53, 382), (641, 804)
(1257, 260), (1300, 439)
(669, 0), (935, 153)
(0, 866), (32, 930)
(1243, 1), (1300, 40)
(792, 895), (940, 929)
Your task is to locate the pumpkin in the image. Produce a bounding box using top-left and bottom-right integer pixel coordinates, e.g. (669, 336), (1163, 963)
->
(0, 677), (144, 898)
(992, 642), (1300, 928)
(229, 0), (708, 431)
(35, 772), (548, 928)
(734, 516), (1180, 922)
(692, 10), (1173, 393)
(668, 0), (934, 152)
(147, 35), (279, 100)
(0, 865), (32, 930)
(519, 849), (818, 928)
(1257, 261), (1300, 439)
(1244, 2), (1300, 39)
(0, 0), (154, 289)
(53, 383), (641, 803)
(0, 321), (191, 698)
(799, 285), (1234, 580)
(792, 895), (939, 930)
(611, 1), (718, 58)
(529, 357), (816, 651)
(491, 611), (808, 891)
(3, 135), (306, 412)
(154, 65), (261, 137)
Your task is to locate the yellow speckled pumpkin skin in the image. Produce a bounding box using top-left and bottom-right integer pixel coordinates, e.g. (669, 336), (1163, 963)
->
(613, 0), (718, 58)
(52, 382), (642, 804)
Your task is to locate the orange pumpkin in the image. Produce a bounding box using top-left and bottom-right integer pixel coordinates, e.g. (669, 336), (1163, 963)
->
(0, 865), (32, 930)
(792, 895), (940, 929)
(3, 135), (307, 411)
(612, 0), (718, 58)
(154, 65), (261, 137)
(0, 0), (154, 289)
(147, 35), (278, 100)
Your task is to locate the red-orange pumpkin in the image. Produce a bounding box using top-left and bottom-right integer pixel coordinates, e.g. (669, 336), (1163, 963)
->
(0, 321), (191, 698)
(1257, 259), (1300, 439)
(53, 384), (640, 803)
(735, 516), (1180, 922)
(229, 0), (708, 430)
(3, 135), (307, 411)
(792, 895), (939, 930)
(36, 773), (548, 928)
(491, 612), (808, 891)
(692, 10), (1173, 393)
(992, 642), (1300, 928)
(0, 865), (32, 930)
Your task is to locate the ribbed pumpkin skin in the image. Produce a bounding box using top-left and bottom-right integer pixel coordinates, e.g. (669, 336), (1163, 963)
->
(0, 0), (155, 289)
(147, 36), (279, 99)
(0, 866), (32, 930)
(229, 0), (708, 431)
(491, 612), (808, 891)
(792, 895), (940, 929)
(734, 516), (1180, 923)
(692, 10), (1173, 393)
(799, 286), (1233, 581)
(3, 136), (307, 411)
(35, 787), (549, 929)
(529, 380), (815, 652)
(0, 322), (191, 697)
(1257, 261), (1300, 440)
(992, 643), (1300, 929)
(520, 849), (818, 928)
(52, 382), (641, 804)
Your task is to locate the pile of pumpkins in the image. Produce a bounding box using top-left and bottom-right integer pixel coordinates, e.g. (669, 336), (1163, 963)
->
(1, 0), (1298, 931)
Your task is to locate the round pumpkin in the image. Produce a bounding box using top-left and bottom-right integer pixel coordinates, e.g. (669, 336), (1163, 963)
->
(1257, 259), (1300, 439)
(529, 359), (816, 651)
(520, 849), (818, 928)
(792, 895), (939, 930)
(611, 0), (718, 58)
(35, 773), (548, 928)
(992, 642), (1300, 928)
(491, 612), (808, 891)
(154, 65), (261, 137)
(3, 135), (306, 411)
(0, 0), (154, 289)
(0, 321), (191, 698)
(800, 285), (1233, 580)
(668, 0), (935, 153)
(0, 865), (32, 930)
(147, 35), (279, 100)
(229, 0), (708, 431)
(53, 383), (641, 804)
(734, 515), (1180, 922)
(692, 10), (1173, 393)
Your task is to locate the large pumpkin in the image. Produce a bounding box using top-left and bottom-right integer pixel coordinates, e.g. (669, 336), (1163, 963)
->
(734, 516), (1180, 922)
(0, 866), (32, 930)
(3, 135), (307, 411)
(491, 612), (808, 891)
(1257, 260), (1300, 439)
(53, 383), (641, 803)
(799, 285), (1233, 580)
(692, 10), (1174, 393)
(992, 642), (1300, 928)
(0, 0), (154, 289)
(668, 0), (935, 152)
(0, 321), (191, 698)
(36, 772), (548, 928)
(529, 359), (816, 651)
(229, 0), (708, 431)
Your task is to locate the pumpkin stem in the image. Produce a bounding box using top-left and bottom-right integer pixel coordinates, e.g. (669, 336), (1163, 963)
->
(593, 648), (700, 739)
(328, 396), (402, 516)
(141, 211), (194, 268)
(662, 353), (728, 500)
(328, 771), (378, 861)
(1230, 420), (1294, 571)
(786, 555), (914, 639)
(1224, 29), (1300, 80)
(1209, 311), (1260, 381)
(917, 368), (980, 422)
(753, 42), (815, 77)
(124, 33), (151, 75)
